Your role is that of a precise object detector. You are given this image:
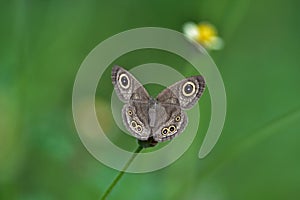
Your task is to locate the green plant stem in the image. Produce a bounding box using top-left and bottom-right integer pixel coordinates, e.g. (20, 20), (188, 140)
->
(100, 145), (143, 200)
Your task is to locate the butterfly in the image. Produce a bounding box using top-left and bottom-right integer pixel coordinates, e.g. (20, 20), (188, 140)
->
(112, 66), (205, 146)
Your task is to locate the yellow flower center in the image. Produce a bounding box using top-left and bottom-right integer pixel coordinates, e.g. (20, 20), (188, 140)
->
(196, 23), (217, 44)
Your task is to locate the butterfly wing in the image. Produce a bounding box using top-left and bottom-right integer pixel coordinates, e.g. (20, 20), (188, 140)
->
(122, 102), (151, 141)
(160, 75), (206, 110)
(112, 65), (150, 103)
(152, 76), (205, 142)
(112, 66), (151, 140)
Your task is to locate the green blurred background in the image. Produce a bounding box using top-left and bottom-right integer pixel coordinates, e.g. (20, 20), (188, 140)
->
(1, 0), (300, 199)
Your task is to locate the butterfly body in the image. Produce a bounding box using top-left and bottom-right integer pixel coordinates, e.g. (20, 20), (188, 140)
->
(112, 66), (205, 143)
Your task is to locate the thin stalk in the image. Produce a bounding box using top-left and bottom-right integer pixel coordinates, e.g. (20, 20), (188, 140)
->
(100, 145), (143, 200)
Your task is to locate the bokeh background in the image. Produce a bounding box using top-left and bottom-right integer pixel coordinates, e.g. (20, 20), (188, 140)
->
(1, 0), (300, 199)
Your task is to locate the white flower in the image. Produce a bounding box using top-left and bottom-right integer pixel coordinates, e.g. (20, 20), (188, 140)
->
(183, 22), (224, 50)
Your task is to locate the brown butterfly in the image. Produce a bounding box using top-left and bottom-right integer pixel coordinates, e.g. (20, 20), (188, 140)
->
(112, 66), (205, 146)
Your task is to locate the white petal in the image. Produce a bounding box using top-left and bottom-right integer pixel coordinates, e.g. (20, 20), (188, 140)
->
(183, 22), (199, 39)
(209, 37), (224, 50)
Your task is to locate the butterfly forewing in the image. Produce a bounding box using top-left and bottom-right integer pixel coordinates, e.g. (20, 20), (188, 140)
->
(157, 76), (205, 110)
(112, 66), (150, 103)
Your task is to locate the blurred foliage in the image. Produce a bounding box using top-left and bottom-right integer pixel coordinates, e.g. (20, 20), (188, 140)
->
(1, 0), (300, 199)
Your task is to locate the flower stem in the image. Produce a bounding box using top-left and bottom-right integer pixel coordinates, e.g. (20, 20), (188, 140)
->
(100, 145), (143, 200)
